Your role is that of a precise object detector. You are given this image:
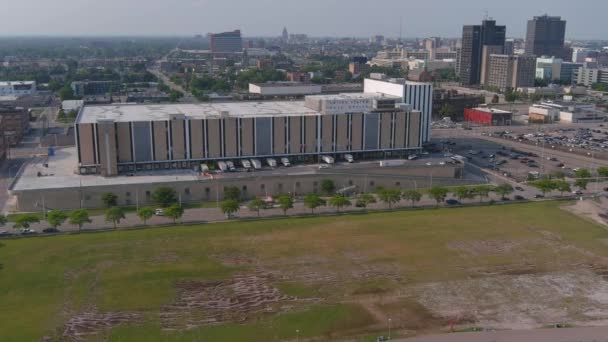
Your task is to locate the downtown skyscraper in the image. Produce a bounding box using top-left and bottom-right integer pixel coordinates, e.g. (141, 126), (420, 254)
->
(458, 20), (506, 85)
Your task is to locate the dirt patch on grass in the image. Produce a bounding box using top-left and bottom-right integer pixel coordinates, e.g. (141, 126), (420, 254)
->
(160, 272), (296, 330)
(413, 269), (608, 330)
(62, 308), (142, 341)
(448, 240), (523, 256)
(562, 199), (608, 227)
(150, 253), (179, 264)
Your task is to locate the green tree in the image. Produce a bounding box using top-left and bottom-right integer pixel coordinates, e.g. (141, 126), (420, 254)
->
(555, 180), (572, 196)
(46, 210), (67, 229)
(58, 85), (76, 101)
(473, 185), (494, 203)
(304, 193), (325, 214)
(68, 209), (91, 232)
(575, 168), (592, 190)
(247, 198), (266, 217)
(224, 186), (241, 201)
(453, 186), (475, 201)
(277, 195), (294, 216)
(378, 189), (402, 209)
(531, 179), (557, 196)
(429, 186), (449, 207)
(494, 184), (514, 200)
(438, 104), (456, 119)
(0, 214), (6, 227)
(14, 214), (40, 230)
(221, 200), (240, 219)
(137, 207), (155, 225)
(355, 193), (377, 209)
(105, 207), (125, 229)
(402, 190), (422, 208)
(598, 166), (608, 178)
(329, 194), (351, 213)
(165, 204), (184, 224)
(320, 179), (336, 196)
(101, 192), (118, 208)
(152, 187), (177, 207)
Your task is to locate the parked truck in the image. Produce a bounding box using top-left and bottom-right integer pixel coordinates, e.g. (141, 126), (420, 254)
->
(266, 158), (277, 168)
(379, 160), (405, 167)
(321, 155), (335, 164)
(250, 159), (262, 169)
(217, 161), (228, 172)
(241, 159), (252, 169)
(226, 161), (236, 171)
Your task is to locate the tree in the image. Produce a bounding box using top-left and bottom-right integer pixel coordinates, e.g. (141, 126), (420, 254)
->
(46, 210), (67, 229)
(221, 200), (240, 219)
(58, 85), (76, 101)
(277, 195), (294, 216)
(152, 187), (177, 207)
(438, 104), (456, 119)
(137, 207), (155, 225)
(304, 193), (325, 214)
(248, 198), (266, 217)
(575, 168), (592, 190)
(69, 209), (91, 232)
(224, 186), (241, 201)
(598, 166), (608, 178)
(555, 180), (572, 196)
(0, 214), (6, 227)
(402, 190), (422, 208)
(453, 186), (475, 201)
(105, 207), (125, 229)
(355, 193), (377, 209)
(531, 179), (557, 196)
(378, 189), (402, 209)
(473, 185), (494, 203)
(494, 184), (514, 200)
(165, 204), (184, 224)
(14, 214), (40, 230)
(320, 179), (336, 196)
(429, 186), (449, 207)
(101, 192), (118, 208)
(329, 194), (351, 213)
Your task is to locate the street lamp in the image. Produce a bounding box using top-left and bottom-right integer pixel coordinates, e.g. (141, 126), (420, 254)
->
(296, 329), (300, 342)
(388, 318), (392, 339)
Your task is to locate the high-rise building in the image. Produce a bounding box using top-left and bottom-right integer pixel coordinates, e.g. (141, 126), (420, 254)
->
(209, 30), (243, 54)
(459, 20), (506, 85)
(282, 27), (288, 42)
(525, 15), (567, 58)
(484, 54), (536, 90)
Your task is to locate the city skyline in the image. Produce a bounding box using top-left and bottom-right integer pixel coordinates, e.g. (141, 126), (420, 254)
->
(0, 0), (606, 40)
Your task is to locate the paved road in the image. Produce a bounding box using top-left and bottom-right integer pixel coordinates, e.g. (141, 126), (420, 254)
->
(397, 326), (608, 342)
(147, 60), (198, 103)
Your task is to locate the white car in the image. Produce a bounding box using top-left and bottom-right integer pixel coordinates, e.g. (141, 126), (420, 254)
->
(319, 164), (330, 169)
(155, 209), (165, 216)
(344, 154), (354, 163)
(425, 162), (432, 166)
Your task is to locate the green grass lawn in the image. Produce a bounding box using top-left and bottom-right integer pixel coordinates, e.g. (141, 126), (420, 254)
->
(1, 201), (607, 341)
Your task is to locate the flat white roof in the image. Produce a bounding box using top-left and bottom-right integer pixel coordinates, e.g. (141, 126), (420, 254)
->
(0, 81), (35, 86)
(77, 101), (319, 123)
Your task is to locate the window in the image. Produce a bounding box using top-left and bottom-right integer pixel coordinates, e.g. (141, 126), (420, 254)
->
(145, 191), (151, 199)
(395, 182), (401, 186)
(295, 182), (301, 188)
(205, 187), (210, 193)
(185, 188), (190, 195)
(278, 183), (283, 191)
(369, 181), (375, 187)
(348, 180), (353, 186)
(260, 184), (265, 190)
(242, 185), (247, 191)
(126, 192), (131, 197)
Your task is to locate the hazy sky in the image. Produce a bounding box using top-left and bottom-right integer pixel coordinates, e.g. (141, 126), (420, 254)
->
(1, 0), (605, 39)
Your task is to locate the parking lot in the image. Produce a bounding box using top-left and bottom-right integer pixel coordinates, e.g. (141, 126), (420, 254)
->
(492, 127), (608, 156)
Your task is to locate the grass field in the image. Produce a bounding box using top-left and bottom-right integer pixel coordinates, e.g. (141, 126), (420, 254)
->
(2, 201), (608, 341)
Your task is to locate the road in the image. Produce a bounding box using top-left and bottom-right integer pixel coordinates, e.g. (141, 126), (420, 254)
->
(148, 54), (198, 103)
(397, 326), (608, 342)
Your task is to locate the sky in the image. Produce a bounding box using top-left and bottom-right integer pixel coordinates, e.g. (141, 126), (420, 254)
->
(0, 0), (606, 40)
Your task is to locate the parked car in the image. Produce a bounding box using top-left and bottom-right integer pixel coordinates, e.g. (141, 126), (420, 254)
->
(20, 228), (36, 235)
(155, 209), (165, 216)
(281, 157), (291, 167)
(514, 195), (526, 201)
(43, 228), (60, 234)
(535, 194), (545, 199)
(344, 154), (354, 163)
(515, 186), (524, 191)
(0, 230), (12, 236)
(445, 199), (460, 205)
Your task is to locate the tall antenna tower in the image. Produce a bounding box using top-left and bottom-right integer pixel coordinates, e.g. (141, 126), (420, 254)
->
(399, 17), (403, 43)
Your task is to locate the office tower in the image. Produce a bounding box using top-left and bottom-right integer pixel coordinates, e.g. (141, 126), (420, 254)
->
(209, 30), (243, 54)
(282, 27), (288, 42)
(484, 54), (536, 90)
(459, 20), (506, 85)
(525, 15), (567, 58)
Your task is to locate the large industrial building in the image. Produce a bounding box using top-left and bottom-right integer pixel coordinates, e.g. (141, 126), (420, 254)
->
(362, 76), (433, 143)
(74, 92), (425, 176)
